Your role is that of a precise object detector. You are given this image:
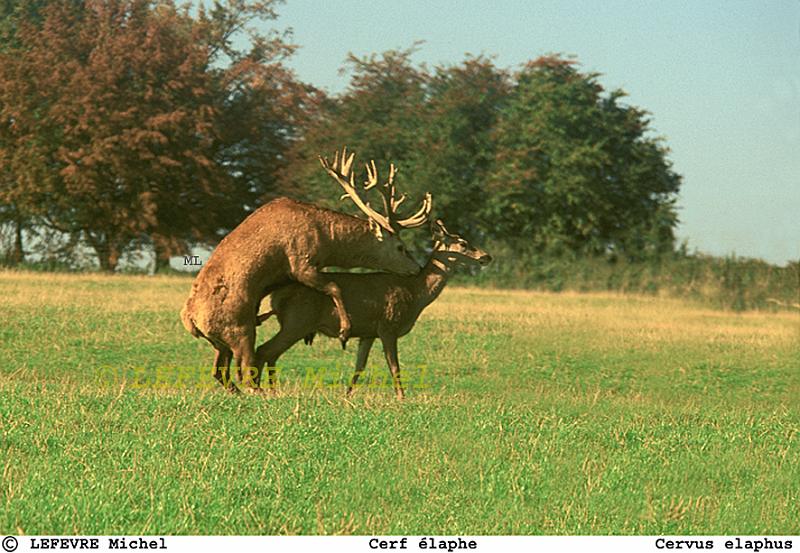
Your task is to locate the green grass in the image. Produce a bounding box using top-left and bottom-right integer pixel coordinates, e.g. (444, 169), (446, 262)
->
(1, 270), (799, 534)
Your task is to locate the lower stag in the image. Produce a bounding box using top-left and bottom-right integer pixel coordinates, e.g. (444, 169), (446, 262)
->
(252, 220), (491, 399)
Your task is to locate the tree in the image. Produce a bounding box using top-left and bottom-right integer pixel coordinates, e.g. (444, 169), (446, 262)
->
(0, 0), (45, 265)
(284, 50), (680, 259)
(488, 55), (681, 258)
(281, 46), (484, 255)
(281, 46), (429, 217)
(413, 56), (509, 240)
(0, 0), (306, 271)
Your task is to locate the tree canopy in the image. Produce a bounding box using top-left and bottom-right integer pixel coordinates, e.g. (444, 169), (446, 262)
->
(1, 2), (682, 270)
(283, 49), (680, 258)
(0, 0), (310, 270)
(489, 56), (680, 257)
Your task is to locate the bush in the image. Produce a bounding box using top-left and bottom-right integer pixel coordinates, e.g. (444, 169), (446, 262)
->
(456, 243), (799, 311)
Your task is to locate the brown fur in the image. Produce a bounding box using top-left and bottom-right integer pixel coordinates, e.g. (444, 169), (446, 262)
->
(180, 197), (421, 392)
(254, 221), (492, 399)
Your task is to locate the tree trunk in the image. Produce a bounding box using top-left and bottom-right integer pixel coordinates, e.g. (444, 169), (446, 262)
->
(152, 240), (172, 273)
(93, 238), (120, 273)
(104, 245), (120, 273)
(11, 216), (24, 265)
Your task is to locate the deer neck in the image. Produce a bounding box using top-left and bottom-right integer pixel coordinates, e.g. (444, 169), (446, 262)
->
(321, 213), (376, 265)
(415, 252), (454, 308)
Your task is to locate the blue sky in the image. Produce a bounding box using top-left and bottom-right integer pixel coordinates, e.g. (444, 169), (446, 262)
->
(272, 0), (799, 265)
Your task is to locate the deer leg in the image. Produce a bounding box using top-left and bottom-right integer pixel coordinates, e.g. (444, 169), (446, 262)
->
(228, 327), (260, 394)
(256, 329), (304, 392)
(380, 335), (405, 400)
(347, 337), (375, 397)
(212, 346), (237, 394)
(291, 267), (350, 347)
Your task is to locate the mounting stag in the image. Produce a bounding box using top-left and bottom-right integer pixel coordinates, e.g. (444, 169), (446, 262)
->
(180, 148), (432, 392)
(253, 220), (492, 399)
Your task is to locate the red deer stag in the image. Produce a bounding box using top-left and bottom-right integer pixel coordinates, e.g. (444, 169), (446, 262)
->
(180, 148), (432, 392)
(253, 220), (492, 399)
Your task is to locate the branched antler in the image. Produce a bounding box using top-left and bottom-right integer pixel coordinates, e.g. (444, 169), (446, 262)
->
(319, 147), (432, 234)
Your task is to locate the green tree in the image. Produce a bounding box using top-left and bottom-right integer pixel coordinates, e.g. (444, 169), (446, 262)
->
(413, 56), (509, 240)
(281, 47), (429, 219)
(279, 46), (447, 260)
(284, 50), (680, 259)
(488, 55), (681, 258)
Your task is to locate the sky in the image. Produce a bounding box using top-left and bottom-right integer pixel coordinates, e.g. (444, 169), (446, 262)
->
(269, 0), (800, 265)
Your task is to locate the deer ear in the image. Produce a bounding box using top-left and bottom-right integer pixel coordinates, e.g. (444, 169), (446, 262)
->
(369, 219), (385, 241)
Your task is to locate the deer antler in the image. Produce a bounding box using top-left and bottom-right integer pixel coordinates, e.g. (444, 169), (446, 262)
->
(319, 147), (432, 234)
(319, 146), (392, 232)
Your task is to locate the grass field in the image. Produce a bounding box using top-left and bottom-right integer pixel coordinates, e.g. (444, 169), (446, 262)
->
(1, 270), (798, 535)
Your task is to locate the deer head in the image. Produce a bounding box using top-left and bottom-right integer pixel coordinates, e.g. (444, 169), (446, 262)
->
(319, 147), (433, 276)
(431, 219), (492, 267)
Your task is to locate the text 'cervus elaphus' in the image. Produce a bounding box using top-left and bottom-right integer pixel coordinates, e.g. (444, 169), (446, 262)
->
(180, 147), (432, 392)
(253, 220), (492, 399)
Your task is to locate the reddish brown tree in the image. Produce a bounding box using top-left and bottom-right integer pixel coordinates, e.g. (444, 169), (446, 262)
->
(0, 0), (307, 271)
